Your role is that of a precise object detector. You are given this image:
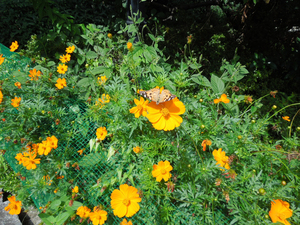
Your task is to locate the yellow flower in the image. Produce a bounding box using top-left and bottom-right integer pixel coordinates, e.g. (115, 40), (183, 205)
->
(146, 98), (186, 131)
(98, 76), (107, 85)
(14, 82), (21, 89)
(98, 94), (110, 104)
(0, 90), (3, 104)
(59, 54), (71, 63)
(77, 149), (84, 155)
(133, 146), (142, 154)
(111, 184), (142, 218)
(187, 35), (193, 44)
(0, 54), (5, 65)
(57, 64), (68, 74)
(28, 68), (42, 81)
(129, 97), (149, 118)
(10, 41), (19, 52)
(201, 139), (212, 151)
(127, 42), (134, 51)
(120, 218), (133, 225)
(55, 78), (67, 89)
(72, 186), (79, 193)
(38, 141), (52, 156)
(107, 33), (113, 39)
(282, 116), (290, 122)
(66, 45), (75, 54)
(269, 199), (293, 225)
(4, 196), (22, 215)
(47, 136), (58, 149)
(89, 207), (107, 225)
(214, 94), (230, 104)
(54, 189), (58, 193)
(76, 206), (91, 218)
(152, 160), (173, 182)
(43, 175), (52, 186)
(212, 148), (230, 171)
(96, 127), (107, 141)
(22, 152), (40, 170)
(15, 153), (25, 165)
(11, 97), (21, 108)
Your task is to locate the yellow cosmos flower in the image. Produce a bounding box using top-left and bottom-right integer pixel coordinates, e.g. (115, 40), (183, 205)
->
(133, 146), (142, 154)
(110, 184), (142, 218)
(66, 45), (75, 54)
(22, 152), (41, 170)
(282, 116), (290, 122)
(129, 97), (149, 118)
(201, 139), (212, 151)
(46, 136), (58, 149)
(212, 148), (230, 171)
(146, 98), (186, 131)
(28, 68), (42, 81)
(55, 78), (67, 89)
(76, 206), (91, 218)
(98, 94), (110, 104)
(0, 54), (5, 65)
(38, 141), (51, 156)
(15, 153), (25, 165)
(4, 196), (22, 215)
(59, 54), (71, 63)
(269, 199), (293, 225)
(72, 186), (79, 193)
(11, 97), (21, 108)
(120, 218), (133, 225)
(152, 160), (173, 182)
(96, 127), (107, 141)
(214, 94), (230, 104)
(98, 76), (107, 85)
(89, 207), (107, 225)
(0, 90), (3, 104)
(107, 33), (113, 39)
(14, 82), (21, 89)
(127, 42), (133, 51)
(57, 64), (68, 74)
(10, 41), (19, 52)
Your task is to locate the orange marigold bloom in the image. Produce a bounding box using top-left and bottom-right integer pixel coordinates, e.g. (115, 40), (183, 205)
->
(96, 127), (107, 141)
(269, 199), (293, 225)
(76, 206), (91, 218)
(152, 160), (173, 182)
(89, 207), (107, 225)
(4, 196), (22, 215)
(66, 45), (75, 54)
(0, 90), (3, 104)
(11, 97), (21, 108)
(214, 94), (230, 104)
(97, 94), (110, 104)
(110, 184), (142, 218)
(59, 54), (71, 63)
(22, 152), (40, 170)
(57, 64), (68, 74)
(201, 139), (212, 151)
(10, 41), (19, 52)
(120, 218), (133, 225)
(15, 153), (25, 165)
(107, 33), (113, 39)
(127, 42), (133, 51)
(146, 98), (185, 131)
(282, 116), (290, 122)
(28, 68), (42, 81)
(72, 186), (79, 193)
(55, 78), (67, 89)
(129, 97), (149, 118)
(0, 54), (5, 65)
(212, 148), (230, 171)
(46, 136), (58, 149)
(133, 146), (142, 154)
(14, 82), (21, 89)
(98, 76), (107, 85)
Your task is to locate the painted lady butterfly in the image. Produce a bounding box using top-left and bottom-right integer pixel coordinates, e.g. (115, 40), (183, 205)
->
(139, 87), (176, 104)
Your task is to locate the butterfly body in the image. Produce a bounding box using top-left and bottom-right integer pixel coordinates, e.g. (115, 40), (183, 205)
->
(139, 88), (176, 104)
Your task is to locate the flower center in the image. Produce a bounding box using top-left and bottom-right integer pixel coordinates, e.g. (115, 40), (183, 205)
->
(137, 104), (143, 110)
(122, 199), (130, 206)
(161, 169), (167, 174)
(161, 108), (170, 117)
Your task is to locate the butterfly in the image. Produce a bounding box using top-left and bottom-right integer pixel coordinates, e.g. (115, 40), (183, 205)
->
(139, 87), (176, 104)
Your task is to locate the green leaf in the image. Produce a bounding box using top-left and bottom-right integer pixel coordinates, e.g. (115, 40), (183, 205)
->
(143, 49), (152, 62)
(86, 51), (98, 59)
(148, 33), (156, 42)
(49, 199), (61, 209)
(71, 201), (83, 210)
(211, 74), (225, 94)
(77, 55), (85, 65)
(251, 106), (257, 114)
(91, 66), (106, 75)
(11, 71), (27, 83)
(47, 61), (56, 67)
(56, 212), (70, 225)
(79, 152), (103, 167)
(191, 75), (211, 88)
(38, 213), (55, 225)
(77, 77), (93, 88)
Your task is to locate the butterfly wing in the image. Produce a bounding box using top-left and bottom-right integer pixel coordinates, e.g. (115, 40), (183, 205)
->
(159, 89), (176, 104)
(139, 88), (160, 102)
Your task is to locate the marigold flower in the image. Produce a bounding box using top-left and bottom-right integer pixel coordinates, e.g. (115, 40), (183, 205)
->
(244, 95), (253, 104)
(89, 207), (107, 225)
(146, 98), (185, 131)
(4, 196), (22, 215)
(15, 153), (25, 165)
(152, 160), (173, 182)
(57, 64), (68, 74)
(269, 199), (293, 225)
(97, 94), (110, 104)
(14, 82), (21, 89)
(76, 206), (91, 218)
(66, 45), (75, 53)
(107, 33), (113, 39)
(212, 148), (230, 171)
(0, 90), (3, 104)
(98, 76), (107, 85)
(120, 218), (133, 225)
(10, 41), (19, 52)
(201, 139), (212, 151)
(129, 97), (149, 118)
(22, 152), (40, 170)
(59, 54), (71, 63)
(55, 78), (67, 89)
(133, 146), (142, 154)
(282, 116), (290, 122)
(38, 141), (52, 156)
(11, 97), (21, 108)
(96, 127), (107, 141)
(127, 42), (133, 51)
(46, 136), (58, 149)
(0, 54), (5, 65)
(111, 184), (141, 218)
(72, 186), (79, 193)
(28, 68), (42, 81)
(214, 94), (230, 104)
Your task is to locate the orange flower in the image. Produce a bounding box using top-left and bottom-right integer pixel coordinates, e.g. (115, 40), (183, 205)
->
(127, 42), (133, 51)
(57, 64), (68, 74)
(0, 54), (5, 65)
(38, 141), (51, 156)
(96, 127), (107, 141)
(187, 35), (193, 44)
(146, 98), (186, 131)
(54, 189), (58, 193)
(98, 76), (107, 85)
(4, 196), (22, 215)
(107, 33), (113, 39)
(89, 207), (107, 225)
(28, 68), (42, 81)
(282, 116), (290, 122)
(214, 94), (230, 104)
(46, 136), (58, 149)
(15, 153), (25, 165)
(152, 160), (173, 182)
(10, 41), (19, 52)
(133, 146), (142, 154)
(97, 94), (110, 104)
(11, 97), (21, 108)
(55, 78), (67, 89)
(59, 54), (71, 63)
(0, 90), (3, 104)
(77, 149), (84, 155)
(43, 175), (52, 186)
(110, 184), (142, 218)
(14, 82), (21, 89)
(120, 218), (133, 225)
(76, 206), (91, 218)
(22, 152), (41, 170)
(72, 186), (79, 193)
(201, 139), (212, 151)
(269, 199), (293, 225)
(244, 95), (253, 104)
(129, 97), (149, 118)
(66, 45), (75, 54)
(212, 148), (230, 171)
